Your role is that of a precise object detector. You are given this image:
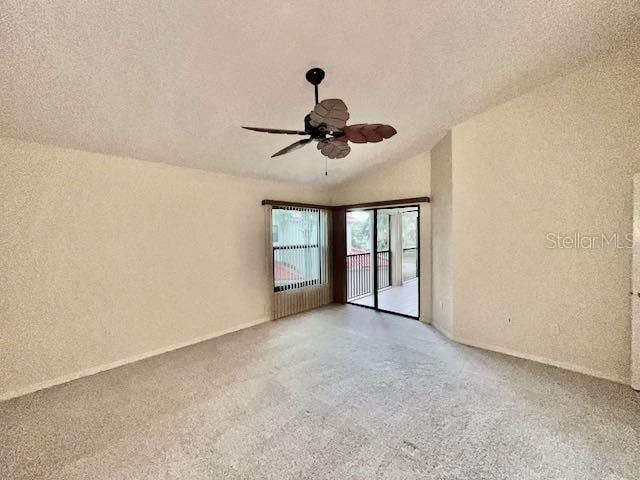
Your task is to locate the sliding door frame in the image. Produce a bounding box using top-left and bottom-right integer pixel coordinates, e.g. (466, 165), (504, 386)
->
(346, 204), (421, 320)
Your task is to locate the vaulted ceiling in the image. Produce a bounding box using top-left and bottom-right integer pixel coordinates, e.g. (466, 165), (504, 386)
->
(1, 1), (638, 185)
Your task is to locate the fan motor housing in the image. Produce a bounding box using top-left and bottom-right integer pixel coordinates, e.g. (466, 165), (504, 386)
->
(303, 114), (324, 140)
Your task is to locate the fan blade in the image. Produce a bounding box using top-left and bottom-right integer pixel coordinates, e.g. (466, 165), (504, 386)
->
(242, 126), (308, 135)
(342, 124), (397, 143)
(318, 138), (351, 159)
(271, 138), (312, 157)
(309, 99), (349, 132)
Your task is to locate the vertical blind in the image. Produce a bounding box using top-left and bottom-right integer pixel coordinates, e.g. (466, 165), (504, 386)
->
(272, 207), (321, 292)
(266, 205), (332, 319)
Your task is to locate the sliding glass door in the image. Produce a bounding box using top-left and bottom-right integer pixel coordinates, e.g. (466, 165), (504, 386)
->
(346, 210), (374, 308)
(347, 205), (420, 319)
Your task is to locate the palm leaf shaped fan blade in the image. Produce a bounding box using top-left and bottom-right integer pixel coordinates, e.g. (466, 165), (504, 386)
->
(309, 99), (350, 132)
(241, 126), (307, 135)
(342, 124), (397, 143)
(271, 138), (312, 157)
(318, 137), (350, 159)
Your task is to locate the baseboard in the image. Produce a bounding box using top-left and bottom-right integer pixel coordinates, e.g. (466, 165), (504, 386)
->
(429, 323), (629, 386)
(430, 321), (453, 340)
(0, 317), (271, 402)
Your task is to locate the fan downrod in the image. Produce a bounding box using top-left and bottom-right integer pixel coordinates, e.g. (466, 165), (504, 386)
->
(306, 68), (324, 105)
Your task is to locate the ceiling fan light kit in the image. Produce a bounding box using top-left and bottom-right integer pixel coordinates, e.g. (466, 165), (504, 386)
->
(242, 67), (397, 173)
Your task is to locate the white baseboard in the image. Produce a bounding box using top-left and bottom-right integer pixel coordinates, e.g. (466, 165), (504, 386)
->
(430, 320), (453, 340)
(430, 323), (629, 386)
(0, 317), (271, 402)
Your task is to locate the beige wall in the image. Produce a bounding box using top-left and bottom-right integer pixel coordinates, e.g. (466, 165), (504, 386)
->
(435, 46), (640, 384)
(330, 153), (430, 206)
(430, 133), (453, 336)
(0, 137), (329, 399)
(329, 153), (431, 322)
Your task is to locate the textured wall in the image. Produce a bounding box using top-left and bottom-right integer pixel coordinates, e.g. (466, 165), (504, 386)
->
(0, 138), (329, 398)
(446, 46), (640, 384)
(429, 133), (453, 336)
(329, 153), (430, 206)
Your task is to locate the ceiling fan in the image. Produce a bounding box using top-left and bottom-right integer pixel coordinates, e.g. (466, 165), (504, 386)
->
(242, 68), (397, 162)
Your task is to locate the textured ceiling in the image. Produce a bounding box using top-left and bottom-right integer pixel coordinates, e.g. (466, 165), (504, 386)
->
(1, 1), (639, 185)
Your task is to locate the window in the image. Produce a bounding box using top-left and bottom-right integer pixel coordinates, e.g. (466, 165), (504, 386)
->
(272, 207), (322, 292)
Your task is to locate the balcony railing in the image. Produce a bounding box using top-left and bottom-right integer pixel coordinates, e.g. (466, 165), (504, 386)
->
(346, 250), (391, 300)
(347, 252), (371, 299)
(377, 251), (391, 289)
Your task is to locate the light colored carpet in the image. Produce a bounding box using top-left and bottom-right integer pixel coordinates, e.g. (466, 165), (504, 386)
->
(1, 305), (639, 479)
